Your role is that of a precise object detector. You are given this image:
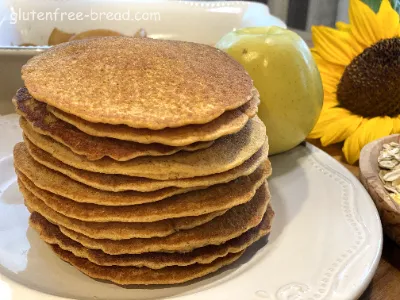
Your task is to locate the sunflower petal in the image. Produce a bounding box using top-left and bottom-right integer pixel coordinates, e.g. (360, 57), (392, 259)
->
(318, 107), (350, 123)
(343, 116), (393, 164)
(377, 0), (400, 39)
(308, 129), (324, 139)
(336, 21), (351, 32)
(309, 107), (349, 138)
(320, 114), (363, 146)
(361, 116), (393, 145)
(348, 35), (367, 56)
(312, 26), (355, 66)
(324, 94), (338, 105)
(343, 124), (365, 164)
(392, 117), (400, 133)
(349, 0), (382, 47)
(311, 49), (345, 79)
(308, 124), (328, 139)
(320, 74), (340, 94)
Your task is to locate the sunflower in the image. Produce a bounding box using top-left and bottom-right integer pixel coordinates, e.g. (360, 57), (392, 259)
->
(309, 0), (400, 164)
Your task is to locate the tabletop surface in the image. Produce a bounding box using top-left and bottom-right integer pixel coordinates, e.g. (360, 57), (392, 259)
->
(308, 140), (400, 300)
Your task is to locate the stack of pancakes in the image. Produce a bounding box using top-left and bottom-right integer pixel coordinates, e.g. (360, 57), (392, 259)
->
(13, 37), (273, 285)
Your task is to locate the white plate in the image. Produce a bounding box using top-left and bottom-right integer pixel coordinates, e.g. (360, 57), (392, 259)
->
(0, 114), (382, 300)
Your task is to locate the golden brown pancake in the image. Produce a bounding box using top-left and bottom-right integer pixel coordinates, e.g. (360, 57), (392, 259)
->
(22, 37), (254, 129)
(48, 28), (74, 45)
(68, 29), (122, 41)
(22, 117), (267, 179)
(58, 184), (269, 255)
(22, 185), (227, 239)
(24, 138), (270, 192)
(14, 143), (196, 206)
(30, 207), (273, 268)
(14, 89), (213, 161)
(17, 161), (269, 221)
(48, 95), (259, 146)
(51, 245), (244, 285)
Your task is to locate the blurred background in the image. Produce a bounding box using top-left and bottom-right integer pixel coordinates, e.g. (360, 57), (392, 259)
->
(0, 0), (347, 113)
(245, 0), (348, 30)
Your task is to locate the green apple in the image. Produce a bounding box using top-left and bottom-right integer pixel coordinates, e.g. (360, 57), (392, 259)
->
(216, 26), (323, 155)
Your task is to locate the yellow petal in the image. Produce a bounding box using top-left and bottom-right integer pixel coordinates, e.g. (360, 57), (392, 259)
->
(343, 123), (364, 164)
(336, 21), (351, 32)
(308, 129), (325, 139)
(361, 116), (393, 143)
(343, 116), (393, 164)
(377, 0), (400, 39)
(320, 114), (363, 146)
(308, 124), (327, 139)
(311, 49), (346, 80)
(392, 117), (400, 133)
(349, 0), (382, 47)
(321, 74), (340, 94)
(324, 94), (338, 106)
(317, 107), (351, 123)
(312, 26), (355, 66)
(309, 107), (348, 138)
(348, 35), (367, 57)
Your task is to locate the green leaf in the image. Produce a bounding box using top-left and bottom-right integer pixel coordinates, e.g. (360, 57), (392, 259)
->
(362, 0), (382, 12)
(362, 0), (400, 14)
(391, 0), (400, 13)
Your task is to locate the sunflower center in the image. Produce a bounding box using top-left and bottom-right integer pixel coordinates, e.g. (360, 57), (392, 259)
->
(337, 38), (400, 117)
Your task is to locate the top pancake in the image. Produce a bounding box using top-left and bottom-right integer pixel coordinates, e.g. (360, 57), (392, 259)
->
(21, 37), (254, 129)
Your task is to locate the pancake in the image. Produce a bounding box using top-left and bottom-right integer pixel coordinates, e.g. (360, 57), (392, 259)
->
(14, 143), (197, 206)
(25, 138), (270, 192)
(22, 117), (267, 180)
(58, 184), (269, 255)
(17, 161), (269, 221)
(51, 245), (244, 285)
(22, 37), (254, 129)
(22, 185), (227, 239)
(14, 89), (213, 161)
(30, 207), (273, 268)
(48, 95), (259, 146)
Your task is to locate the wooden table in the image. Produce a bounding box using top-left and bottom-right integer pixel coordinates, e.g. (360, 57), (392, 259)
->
(309, 140), (400, 299)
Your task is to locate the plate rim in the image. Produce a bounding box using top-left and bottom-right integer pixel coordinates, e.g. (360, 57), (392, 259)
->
(304, 143), (383, 300)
